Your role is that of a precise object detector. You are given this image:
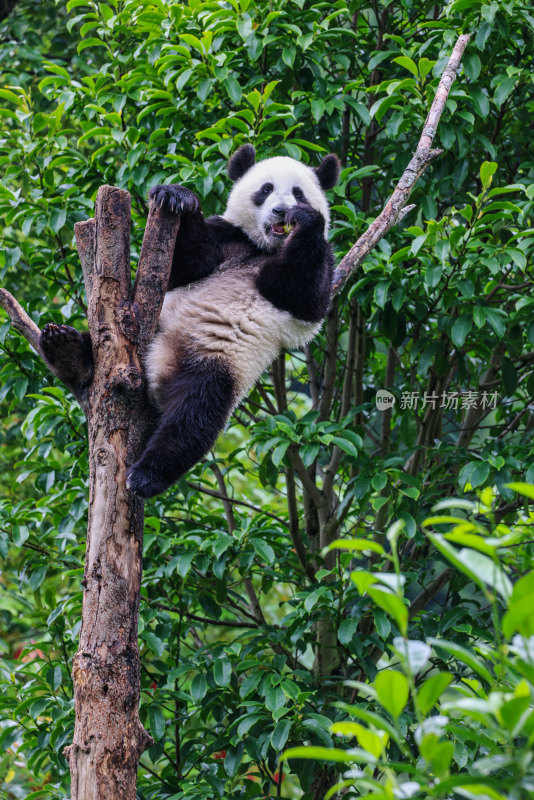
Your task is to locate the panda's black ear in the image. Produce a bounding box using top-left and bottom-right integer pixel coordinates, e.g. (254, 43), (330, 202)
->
(228, 144), (256, 181)
(314, 154), (341, 190)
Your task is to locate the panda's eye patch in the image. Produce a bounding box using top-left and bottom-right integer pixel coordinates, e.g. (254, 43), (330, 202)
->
(293, 186), (304, 201)
(261, 183), (273, 195)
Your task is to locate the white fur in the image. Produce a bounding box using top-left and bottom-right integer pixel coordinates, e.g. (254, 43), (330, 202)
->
(223, 156), (329, 251)
(147, 262), (320, 407)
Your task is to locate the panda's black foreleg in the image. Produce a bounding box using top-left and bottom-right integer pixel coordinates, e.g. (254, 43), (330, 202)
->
(126, 357), (235, 499)
(256, 204), (334, 322)
(40, 323), (94, 388)
(148, 184), (223, 290)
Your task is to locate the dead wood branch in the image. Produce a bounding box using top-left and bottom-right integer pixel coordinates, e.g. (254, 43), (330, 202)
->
(332, 33), (470, 294)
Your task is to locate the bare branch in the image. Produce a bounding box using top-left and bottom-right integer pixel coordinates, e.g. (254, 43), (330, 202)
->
(287, 445), (325, 509)
(332, 33), (470, 293)
(318, 299), (339, 420)
(94, 186), (131, 290)
(133, 201), (181, 349)
(0, 288), (44, 358)
(409, 568), (454, 619)
(74, 218), (95, 302)
(187, 480), (288, 526)
(285, 466), (317, 582)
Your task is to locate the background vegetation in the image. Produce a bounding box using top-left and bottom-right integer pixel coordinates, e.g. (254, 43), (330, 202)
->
(0, 0), (533, 798)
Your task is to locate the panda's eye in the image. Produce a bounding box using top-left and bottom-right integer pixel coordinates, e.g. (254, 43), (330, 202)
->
(293, 186), (304, 201)
(261, 183), (273, 195)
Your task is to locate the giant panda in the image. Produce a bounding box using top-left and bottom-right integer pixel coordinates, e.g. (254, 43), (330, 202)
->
(124, 146), (340, 498)
(41, 145), (340, 498)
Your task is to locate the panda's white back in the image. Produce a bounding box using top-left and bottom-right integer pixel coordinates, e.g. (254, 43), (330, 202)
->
(146, 257), (321, 408)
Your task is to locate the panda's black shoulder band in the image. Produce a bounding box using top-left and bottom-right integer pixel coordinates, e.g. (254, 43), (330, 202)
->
(206, 216), (251, 245)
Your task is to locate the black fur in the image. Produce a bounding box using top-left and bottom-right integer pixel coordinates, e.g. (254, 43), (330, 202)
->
(292, 186), (307, 203)
(205, 216), (250, 245)
(150, 184), (224, 289)
(314, 154), (341, 191)
(150, 185), (252, 288)
(40, 323), (93, 388)
(126, 356), (235, 499)
(228, 144), (256, 182)
(252, 183), (274, 207)
(256, 204), (334, 322)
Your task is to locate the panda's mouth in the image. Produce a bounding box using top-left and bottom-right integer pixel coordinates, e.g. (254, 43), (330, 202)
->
(268, 222), (290, 236)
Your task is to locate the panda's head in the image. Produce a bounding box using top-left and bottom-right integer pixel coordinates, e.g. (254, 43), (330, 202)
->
(223, 145), (340, 252)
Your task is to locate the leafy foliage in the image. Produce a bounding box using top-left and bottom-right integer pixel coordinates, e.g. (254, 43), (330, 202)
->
(285, 485), (534, 799)
(0, 0), (532, 798)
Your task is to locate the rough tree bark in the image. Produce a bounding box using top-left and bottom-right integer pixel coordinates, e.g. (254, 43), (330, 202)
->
(1, 187), (179, 799)
(0, 32), (469, 799)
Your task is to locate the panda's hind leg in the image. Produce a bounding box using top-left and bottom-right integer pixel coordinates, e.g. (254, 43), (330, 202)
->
(126, 357), (235, 499)
(40, 323), (93, 387)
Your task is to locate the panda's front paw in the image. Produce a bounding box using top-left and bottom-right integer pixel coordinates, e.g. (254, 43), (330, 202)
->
(149, 184), (200, 216)
(285, 204), (324, 231)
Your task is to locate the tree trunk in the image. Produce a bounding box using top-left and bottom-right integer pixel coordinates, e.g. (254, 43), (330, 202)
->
(61, 186), (180, 799)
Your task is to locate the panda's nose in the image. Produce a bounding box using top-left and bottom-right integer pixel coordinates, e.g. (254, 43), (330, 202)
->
(272, 206), (287, 217)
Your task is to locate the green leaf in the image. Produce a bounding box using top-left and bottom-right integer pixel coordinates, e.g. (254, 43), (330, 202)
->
(470, 87), (489, 118)
(368, 587), (408, 635)
(417, 672), (453, 715)
(223, 76), (242, 104)
(271, 718), (291, 751)
(375, 670), (409, 719)
(224, 743), (244, 777)
(77, 37), (107, 52)
(470, 462), (490, 489)
(331, 436), (359, 459)
(503, 571), (534, 637)
(501, 357), (517, 395)
(463, 52), (481, 81)
(282, 746), (360, 763)
(393, 56), (418, 77)
(473, 306), (486, 328)
(48, 208), (66, 232)
(480, 161), (497, 188)
(100, 4), (114, 22)
(484, 307), (506, 338)
(12, 525), (29, 547)
(0, 88), (21, 104)
(190, 674), (207, 701)
(327, 539), (384, 556)
(494, 77), (515, 107)
(29, 565), (47, 591)
(311, 97), (325, 123)
(374, 281), (389, 309)
(372, 472), (387, 492)
(451, 315), (472, 348)
(148, 704), (165, 741)
(252, 538), (275, 564)
(282, 45), (296, 67)
(214, 658), (232, 687)
(143, 632), (165, 657)
(427, 638), (493, 684)
(337, 618), (358, 645)
(505, 482), (534, 500)
(67, 0), (91, 9)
